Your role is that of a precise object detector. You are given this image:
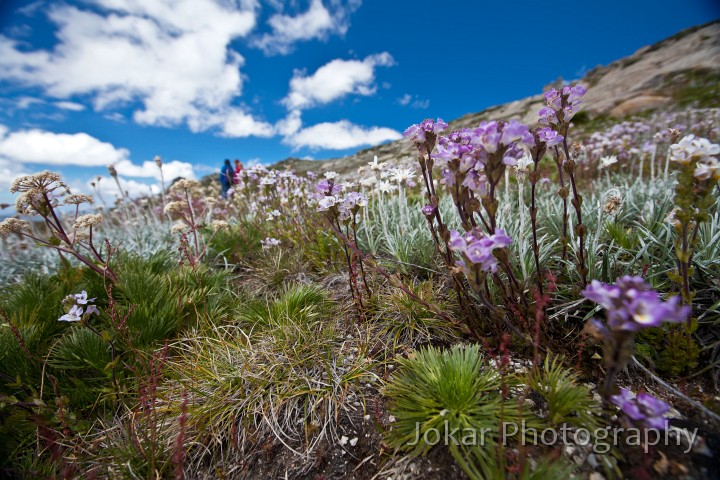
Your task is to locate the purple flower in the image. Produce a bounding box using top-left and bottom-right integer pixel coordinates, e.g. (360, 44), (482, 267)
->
(539, 84), (587, 126)
(421, 204), (436, 217)
(582, 277), (689, 332)
(500, 120), (530, 145)
(59, 304), (84, 322)
(537, 127), (564, 147)
(74, 290), (96, 305)
(448, 228), (512, 273)
(403, 118), (447, 146)
(316, 180), (341, 196)
(610, 388), (670, 430)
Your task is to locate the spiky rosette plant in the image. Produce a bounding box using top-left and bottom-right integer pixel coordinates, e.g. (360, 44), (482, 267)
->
(383, 344), (537, 479)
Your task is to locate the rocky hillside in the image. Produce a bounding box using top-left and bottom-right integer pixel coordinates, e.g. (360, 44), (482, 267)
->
(272, 20), (720, 175)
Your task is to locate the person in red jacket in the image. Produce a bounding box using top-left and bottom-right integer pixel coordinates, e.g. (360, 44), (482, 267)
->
(233, 159), (244, 184)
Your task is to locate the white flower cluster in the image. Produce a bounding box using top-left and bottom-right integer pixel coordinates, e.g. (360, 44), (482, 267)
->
(669, 135), (720, 180)
(261, 237), (281, 249)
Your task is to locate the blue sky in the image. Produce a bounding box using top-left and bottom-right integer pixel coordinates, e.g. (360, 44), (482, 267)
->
(0, 0), (718, 203)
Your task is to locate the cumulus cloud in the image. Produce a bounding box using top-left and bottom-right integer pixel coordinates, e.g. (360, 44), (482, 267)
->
(113, 159), (195, 181)
(0, 0), (269, 136)
(253, 0), (361, 55)
(284, 119), (400, 150)
(0, 126), (129, 166)
(0, 125), (195, 200)
(275, 109), (303, 136)
(283, 52), (394, 110)
(91, 176), (161, 201)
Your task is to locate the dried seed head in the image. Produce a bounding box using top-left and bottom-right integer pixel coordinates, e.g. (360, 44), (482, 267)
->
(164, 201), (186, 215)
(154, 155), (162, 168)
(211, 220), (229, 232)
(64, 194), (94, 205)
(169, 179), (200, 194)
(10, 171), (66, 194)
(73, 213), (104, 230)
(0, 218), (30, 236)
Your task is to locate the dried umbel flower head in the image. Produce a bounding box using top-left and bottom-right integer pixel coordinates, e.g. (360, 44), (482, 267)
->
(63, 194), (94, 205)
(154, 155), (162, 167)
(602, 189), (623, 215)
(15, 191), (46, 215)
(10, 171), (67, 194)
(171, 222), (188, 234)
(164, 201), (187, 216)
(211, 220), (229, 232)
(73, 214), (104, 230)
(169, 179), (200, 194)
(0, 217), (30, 236)
(108, 164), (118, 177)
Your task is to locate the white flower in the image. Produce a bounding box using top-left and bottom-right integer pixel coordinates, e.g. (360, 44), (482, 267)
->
(323, 171), (338, 180)
(388, 167), (416, 185)
(261, 237), (281, 249)
(368, 155), (386, 172)
(317, 196), (337, 211)
(359, 176), (377, 188)
(599, 155), (618, 169)
(59, 304), (83, 322)
(670, 135), (720, 164)
(514, 154), (533, 173)
(694, 156), (720, 181)
(376, 180), (396, 194)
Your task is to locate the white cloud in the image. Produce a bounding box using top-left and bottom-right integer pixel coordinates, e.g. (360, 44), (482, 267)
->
(284, 119), (401, 150)
(219, 110), (275, 138)
(90, 176), (160, 201)
(0, 1), (263, 134)
(253, 0), (361, 55)
(275, 109), (303, 136)
(0, 126), (129, 167)
(55, 101), (85, 111)
(0, 158), (27, 191)
(16, 97), (43, 109)
(397, 93), (429, 109)
(283, 52), (394, 110)
(397, 94), (411, 106)
(113, 159), (195, 181)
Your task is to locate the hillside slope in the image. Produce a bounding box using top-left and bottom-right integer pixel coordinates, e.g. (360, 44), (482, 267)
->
(272, 21), (720, 175)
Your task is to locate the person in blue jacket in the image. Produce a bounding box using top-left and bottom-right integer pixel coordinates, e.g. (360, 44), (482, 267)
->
(219, 159), (233, 197)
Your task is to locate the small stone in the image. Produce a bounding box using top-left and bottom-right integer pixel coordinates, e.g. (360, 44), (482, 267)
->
(588, 473), (605, 480)
(388, 415), (396, 423)
(340, 435), (348, 446)
(363, 415), (371, 421)
(587, 453), (599, 468)
(349, 437), (358, 446)
(564, 445), (576, 456)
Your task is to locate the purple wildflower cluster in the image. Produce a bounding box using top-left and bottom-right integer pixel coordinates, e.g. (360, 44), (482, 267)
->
(610, 388), (670, 430)
(582, 276), (689, 332)
(539, 84), (587, 128)
(448, 228), (512, 274)
(59, 290), (99, 322)
(403, 118), (448, 152)
(310, 177), (368, 222)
